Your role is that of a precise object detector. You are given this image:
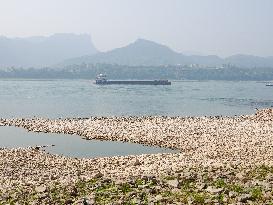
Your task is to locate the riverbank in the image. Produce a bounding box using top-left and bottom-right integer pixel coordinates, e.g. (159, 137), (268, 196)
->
(1, 149), (273, 204)
(0, 109), (273, 204)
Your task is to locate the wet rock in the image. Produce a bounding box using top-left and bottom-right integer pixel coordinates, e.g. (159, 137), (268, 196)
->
(34, 146), (40, 150)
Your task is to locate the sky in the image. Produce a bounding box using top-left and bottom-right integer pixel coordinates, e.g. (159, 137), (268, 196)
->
(0, 0), (272, 57)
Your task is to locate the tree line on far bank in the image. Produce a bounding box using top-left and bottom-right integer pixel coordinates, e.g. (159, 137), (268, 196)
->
(0, 64), (273, 81)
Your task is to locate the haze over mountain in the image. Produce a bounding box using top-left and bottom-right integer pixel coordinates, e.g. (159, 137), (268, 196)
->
(225, 55), (273, 68)
(62, 38), (273, 68)
(1, 34), (273, 69)
(63, 38), (185, 66)
(1, 37), (273, 81)
(0, 33), (98, 68)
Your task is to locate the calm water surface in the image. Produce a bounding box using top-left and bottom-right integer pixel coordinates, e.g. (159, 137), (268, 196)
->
(0, 126), (176, 158)
(0, 80), (272, 118)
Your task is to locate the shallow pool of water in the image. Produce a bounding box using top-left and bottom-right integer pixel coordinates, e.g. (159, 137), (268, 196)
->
(0, 126), (176, 158)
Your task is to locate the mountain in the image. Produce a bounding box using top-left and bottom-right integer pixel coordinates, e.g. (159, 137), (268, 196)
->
(63, 38), (224, 66)
(62, 39), (222, 66)
(0, 33), (98, 68)
(225, 54), (273, 68)
(62, 39), (273, 68)
(63, 38), (186, 66)
(1, 35), (272, 68)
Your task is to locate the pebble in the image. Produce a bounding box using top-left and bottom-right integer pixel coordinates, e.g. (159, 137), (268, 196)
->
(133, 159), (141, 166)
(239, 193), (252, 202)
(206, 186), (224, 194)
(35, 185), (46, 193)
(166, 179), (179, 188)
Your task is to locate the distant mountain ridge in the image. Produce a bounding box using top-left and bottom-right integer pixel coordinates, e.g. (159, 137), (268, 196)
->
(1, 35), (273, 68)
(225, 54), (273, 68)
(63, 38), (184, 66)
(0, 33), (98, 67)
(62, 38), (273, 68)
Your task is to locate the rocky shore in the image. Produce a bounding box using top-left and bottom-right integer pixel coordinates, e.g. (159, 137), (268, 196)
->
(0, 108), (273, 204)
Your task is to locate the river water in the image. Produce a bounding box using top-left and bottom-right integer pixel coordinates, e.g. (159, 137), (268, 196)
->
(0, 80), (272, 118)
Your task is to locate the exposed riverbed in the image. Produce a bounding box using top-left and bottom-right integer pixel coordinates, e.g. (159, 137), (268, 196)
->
(1, 108), (273, 204)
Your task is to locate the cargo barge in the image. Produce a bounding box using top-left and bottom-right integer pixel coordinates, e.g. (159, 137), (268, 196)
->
(95, 74), (171, 85)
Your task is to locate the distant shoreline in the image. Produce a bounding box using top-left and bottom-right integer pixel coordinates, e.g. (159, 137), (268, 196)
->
(1, 64), (273, 81)
(0, 78), (273, 83)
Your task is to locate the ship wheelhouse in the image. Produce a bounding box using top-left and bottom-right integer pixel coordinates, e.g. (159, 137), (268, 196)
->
(95, 74), (107, 84)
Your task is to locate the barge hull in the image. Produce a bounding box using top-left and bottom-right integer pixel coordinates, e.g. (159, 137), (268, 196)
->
(96, 80), (171, 85)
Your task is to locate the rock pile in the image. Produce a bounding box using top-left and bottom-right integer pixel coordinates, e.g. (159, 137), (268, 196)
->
(253, 108), (273, 121)
(0, 108), (273, 204)
(1, 149), (273, 204)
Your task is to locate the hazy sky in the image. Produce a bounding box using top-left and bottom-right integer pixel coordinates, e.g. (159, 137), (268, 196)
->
(0, 0), (272, 57)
